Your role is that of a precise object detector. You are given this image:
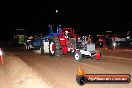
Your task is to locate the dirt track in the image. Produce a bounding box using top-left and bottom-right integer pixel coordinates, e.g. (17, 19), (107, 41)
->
(0, 47), (132, 88)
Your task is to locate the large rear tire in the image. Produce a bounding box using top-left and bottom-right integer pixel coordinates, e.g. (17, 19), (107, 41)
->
(49, 37), (62, 57)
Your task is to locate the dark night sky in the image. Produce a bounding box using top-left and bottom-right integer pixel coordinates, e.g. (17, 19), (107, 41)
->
(1, 0), (132, 41)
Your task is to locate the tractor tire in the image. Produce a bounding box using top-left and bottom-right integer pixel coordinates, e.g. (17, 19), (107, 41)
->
(49, 37), (62, 57)
(76, 75), (87, 85)
(74, 51), (82, 62)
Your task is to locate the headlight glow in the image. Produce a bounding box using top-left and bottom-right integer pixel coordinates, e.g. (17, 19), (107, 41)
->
(113, 42), (116, 47)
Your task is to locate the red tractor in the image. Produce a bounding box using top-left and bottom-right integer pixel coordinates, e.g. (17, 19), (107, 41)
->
(48, 27), (102, 61)
(49, 27), (79, 57)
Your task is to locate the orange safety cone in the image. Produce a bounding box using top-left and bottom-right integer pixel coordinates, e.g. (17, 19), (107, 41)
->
(0, 48), (4, 64)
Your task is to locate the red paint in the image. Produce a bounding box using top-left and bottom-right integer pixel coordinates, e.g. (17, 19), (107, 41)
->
(58, 36), (68, 46)
(52, 44), (55, 51)
(62, 46), (68, 54)
(95, 52), (101, 60)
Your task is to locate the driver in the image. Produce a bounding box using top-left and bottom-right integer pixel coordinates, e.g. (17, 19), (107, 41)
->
(64, 31), (69, 38)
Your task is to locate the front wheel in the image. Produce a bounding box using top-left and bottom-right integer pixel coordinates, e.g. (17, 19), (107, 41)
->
(49, 37), (62, 57)
(74, 51), (82, 62)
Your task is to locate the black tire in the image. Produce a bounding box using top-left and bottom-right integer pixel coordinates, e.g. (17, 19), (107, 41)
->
(76, 75), (87, 85)
(74, 51), (82, 62)
(49, 37), (62, 57)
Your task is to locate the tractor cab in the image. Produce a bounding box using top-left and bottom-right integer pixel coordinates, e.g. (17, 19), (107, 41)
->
(61, 28), (79, 39)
